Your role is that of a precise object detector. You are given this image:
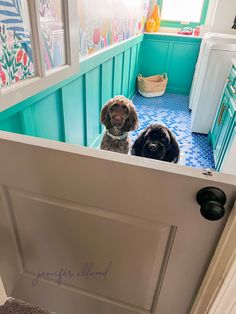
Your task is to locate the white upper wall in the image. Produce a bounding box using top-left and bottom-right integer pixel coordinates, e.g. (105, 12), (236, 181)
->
(205, 0), (236, 34)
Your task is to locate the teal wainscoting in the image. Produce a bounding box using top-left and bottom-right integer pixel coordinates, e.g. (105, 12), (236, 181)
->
(0, 35), (142, 147)
(139, 34), (201, 95)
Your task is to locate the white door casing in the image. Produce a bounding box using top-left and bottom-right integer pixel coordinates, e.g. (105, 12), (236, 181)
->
(0, 131), (235, 314)
(191, 203), (236, 314)
(0, 277), (7, 306)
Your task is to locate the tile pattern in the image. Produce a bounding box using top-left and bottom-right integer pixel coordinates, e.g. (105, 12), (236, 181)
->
(131, 92), (215, 170)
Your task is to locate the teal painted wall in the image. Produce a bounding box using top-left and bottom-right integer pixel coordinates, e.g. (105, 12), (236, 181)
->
(0, 112), (23, 134)
(0, 33), (201, 145)
(0, 36), (142, 147)
(139, 34), (201, 95)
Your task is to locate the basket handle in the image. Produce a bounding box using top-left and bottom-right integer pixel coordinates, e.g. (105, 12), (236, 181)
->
(162, 73), (168, 80)
(137, 74), (143, 81)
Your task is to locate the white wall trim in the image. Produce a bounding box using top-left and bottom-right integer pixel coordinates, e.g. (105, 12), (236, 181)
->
(207, 248), (236, 313)
(28, 0), (45, 78)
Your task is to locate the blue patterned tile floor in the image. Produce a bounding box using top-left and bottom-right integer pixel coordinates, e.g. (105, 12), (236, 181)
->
(131, 92), (215, 170)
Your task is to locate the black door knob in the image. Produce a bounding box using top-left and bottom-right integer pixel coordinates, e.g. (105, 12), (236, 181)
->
(196, 187), (227, 221)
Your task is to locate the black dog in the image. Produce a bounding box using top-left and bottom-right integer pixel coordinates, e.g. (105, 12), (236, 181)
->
(131, 124), (180, 163)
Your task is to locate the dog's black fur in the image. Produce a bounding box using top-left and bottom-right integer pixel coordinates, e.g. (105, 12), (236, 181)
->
(131, 124), (180, 163)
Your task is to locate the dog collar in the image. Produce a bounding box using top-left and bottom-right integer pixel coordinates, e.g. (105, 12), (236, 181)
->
(106, 130), (128, 140)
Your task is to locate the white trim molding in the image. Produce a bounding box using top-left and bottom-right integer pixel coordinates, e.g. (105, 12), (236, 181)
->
(0, 276), (7, 306)
(0, 0), (80, 112)
(191, 203), (236, 314)
(208, 249), (236, 313)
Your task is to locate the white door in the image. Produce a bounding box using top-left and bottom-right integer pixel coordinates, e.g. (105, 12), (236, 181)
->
(0, 131), (235, 314)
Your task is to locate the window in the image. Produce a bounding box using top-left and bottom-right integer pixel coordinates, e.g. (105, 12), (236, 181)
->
(1, 0), (147, 110)
(158, 0), (209, 28)
(0, 0), (80, 111)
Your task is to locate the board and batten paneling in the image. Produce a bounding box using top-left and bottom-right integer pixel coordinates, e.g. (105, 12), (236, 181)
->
(61, 76), (86, 146)
(139, 34), (201, 95)
(0, 33), (201, 144)
(0, 36), (143, 147)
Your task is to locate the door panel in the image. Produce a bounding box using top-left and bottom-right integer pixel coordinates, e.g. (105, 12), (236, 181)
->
(6, 188), (172, 310)
(0, 132), (235, 314)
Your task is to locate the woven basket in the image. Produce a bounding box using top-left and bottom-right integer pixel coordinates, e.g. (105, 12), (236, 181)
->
(137, 73), (168, 97)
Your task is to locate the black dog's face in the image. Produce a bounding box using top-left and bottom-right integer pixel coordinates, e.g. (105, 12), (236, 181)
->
(131, 124), (180, 163)
(141, 127), (171, 160)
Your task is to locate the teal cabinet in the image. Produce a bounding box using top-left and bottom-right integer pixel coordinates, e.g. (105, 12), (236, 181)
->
(220, 124), (236, 174)
(215, 96), (235, 165)
(211, 87), (230, 150)
(139, 34), (201, 95)
(211, 63), (236, 170)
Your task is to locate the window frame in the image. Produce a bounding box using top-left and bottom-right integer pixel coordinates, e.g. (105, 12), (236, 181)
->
(157, 0), (210, 28)
(0, 0), (80, 112)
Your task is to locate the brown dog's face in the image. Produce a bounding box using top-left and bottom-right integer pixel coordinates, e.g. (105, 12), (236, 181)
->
(108, 102), (130, 128)
(100, 96), (138, 132)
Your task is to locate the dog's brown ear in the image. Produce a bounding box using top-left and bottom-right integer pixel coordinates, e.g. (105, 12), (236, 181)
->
(165, 129), (180, 163)
(123, 102), (138, 132)
(100, 102), (109, 124)
(100, 101), (112, 128)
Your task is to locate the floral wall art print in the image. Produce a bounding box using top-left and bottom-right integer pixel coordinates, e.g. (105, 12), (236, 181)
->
(0, 0), (66, 88)
(78, 0), (150, 58)
(0, 0), (34, 88)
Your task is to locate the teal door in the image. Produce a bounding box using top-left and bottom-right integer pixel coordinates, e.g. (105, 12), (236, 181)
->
(215, 96), (235, 168)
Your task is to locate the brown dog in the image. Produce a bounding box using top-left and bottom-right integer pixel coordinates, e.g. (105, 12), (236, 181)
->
(100, 96), (138, 154)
